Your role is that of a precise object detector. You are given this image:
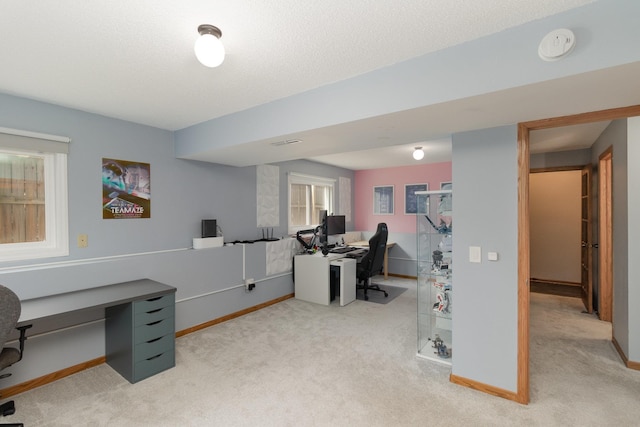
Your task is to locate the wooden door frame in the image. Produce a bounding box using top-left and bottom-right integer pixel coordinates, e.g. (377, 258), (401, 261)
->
(581, 164), (594, 313)
(598, 147), (613, 321)
(516, 104), (640, 405)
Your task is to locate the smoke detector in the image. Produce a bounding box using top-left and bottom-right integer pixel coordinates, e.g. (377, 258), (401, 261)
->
(538, 29), (576, 62)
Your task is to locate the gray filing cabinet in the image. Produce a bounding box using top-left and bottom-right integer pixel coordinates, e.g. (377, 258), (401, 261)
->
(106, 292), (175, 383)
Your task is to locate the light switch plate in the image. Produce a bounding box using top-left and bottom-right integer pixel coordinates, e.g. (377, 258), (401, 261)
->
(488, 252), (499, 261)
(469, 246), (481, 263)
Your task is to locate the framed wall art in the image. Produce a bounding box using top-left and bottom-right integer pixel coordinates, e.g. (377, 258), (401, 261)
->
(102, 158), (151, 219)
(405, 183), (428, 214)
(373, 185), (394, 215)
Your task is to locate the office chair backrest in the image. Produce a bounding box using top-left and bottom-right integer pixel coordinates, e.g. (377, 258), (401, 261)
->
(0, 285), (21, 352)
(361, 223), (388, 276)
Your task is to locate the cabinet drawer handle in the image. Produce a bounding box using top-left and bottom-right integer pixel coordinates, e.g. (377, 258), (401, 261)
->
(146, 337), (162, 344)
(146, 308), (163, 314)
(146, 320), (163, 326)
(146, 353), (163, 361)
(146, 296), (162, 302)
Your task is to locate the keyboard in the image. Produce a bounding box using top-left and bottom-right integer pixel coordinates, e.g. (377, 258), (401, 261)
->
(329, 246), (356, 254)
(346, 249), (367, 259)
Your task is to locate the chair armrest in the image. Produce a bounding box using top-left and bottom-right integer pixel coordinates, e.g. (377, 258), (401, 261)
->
(16, 324), (32, 362)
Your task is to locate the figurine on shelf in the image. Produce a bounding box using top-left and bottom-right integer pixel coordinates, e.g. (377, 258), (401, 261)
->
(432, 289), (451, 314)
(432, 334), (451, 358)
(432, 250), (443, 268)
(424, 213), (452, 234)
(433, 282), (451, 291)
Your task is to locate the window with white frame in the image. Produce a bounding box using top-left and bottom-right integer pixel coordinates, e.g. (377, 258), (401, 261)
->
(0, 128), (69, 262)
(288, 173), (335, 233)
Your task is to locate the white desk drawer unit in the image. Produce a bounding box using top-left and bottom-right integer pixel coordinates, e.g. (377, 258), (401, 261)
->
(294, 253), (356, 306)
(106, 293), (175, 383)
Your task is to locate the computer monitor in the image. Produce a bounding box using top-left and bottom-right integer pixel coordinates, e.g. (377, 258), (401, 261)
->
(326, 215), (346, 236)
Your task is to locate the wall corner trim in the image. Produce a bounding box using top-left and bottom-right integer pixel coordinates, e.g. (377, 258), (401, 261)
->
(450, 373), (526, 404)
(612, 336), (640, 370)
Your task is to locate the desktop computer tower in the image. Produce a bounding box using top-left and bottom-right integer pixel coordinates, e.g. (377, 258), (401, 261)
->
(330, 258), (356, 306)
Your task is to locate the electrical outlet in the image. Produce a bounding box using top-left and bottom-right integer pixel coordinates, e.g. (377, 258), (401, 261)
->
(245, 278), (255, 291)
(77, 234), (88, 248)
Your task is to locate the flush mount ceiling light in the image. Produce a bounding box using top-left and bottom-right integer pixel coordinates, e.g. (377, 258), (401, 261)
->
(413, 147), (425, 160)
(194, 24), (225, 67)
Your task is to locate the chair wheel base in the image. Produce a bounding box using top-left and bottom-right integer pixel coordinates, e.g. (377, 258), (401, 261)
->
(0, 400), (16, 417)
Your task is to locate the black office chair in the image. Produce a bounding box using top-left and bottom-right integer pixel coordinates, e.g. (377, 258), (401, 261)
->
(0, 284), (27, 426)
(356, 223), (389, 301)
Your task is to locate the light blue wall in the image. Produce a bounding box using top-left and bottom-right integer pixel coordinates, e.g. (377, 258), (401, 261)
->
(590, 117), (640, 363)
(626, 117), (640, 360)
(0, 93), (354, 386)
(0, 93), (354, 270)
(0, 93), (262, 266)
(590, 120), (628, 354)
(451, 125), (519, 392)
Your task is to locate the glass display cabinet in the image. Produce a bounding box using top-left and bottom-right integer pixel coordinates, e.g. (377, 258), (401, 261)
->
(416, 189), (452, 364)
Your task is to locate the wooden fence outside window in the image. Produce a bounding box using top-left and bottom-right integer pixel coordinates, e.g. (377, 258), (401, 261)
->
(0, 154), (45, 244)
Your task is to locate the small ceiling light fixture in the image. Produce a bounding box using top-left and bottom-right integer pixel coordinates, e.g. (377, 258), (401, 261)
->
(413, 147), (425, 160)
(195, 24), (225, 67)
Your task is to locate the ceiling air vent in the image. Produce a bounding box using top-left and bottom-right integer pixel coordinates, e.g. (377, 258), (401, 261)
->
(270, 139), (302, 147)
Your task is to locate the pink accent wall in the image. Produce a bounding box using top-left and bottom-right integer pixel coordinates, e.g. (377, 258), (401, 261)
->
(354, 162), (452, 233)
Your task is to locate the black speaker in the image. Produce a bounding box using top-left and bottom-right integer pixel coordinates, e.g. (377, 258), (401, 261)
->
(321, 242), (330, 256)
(201, 219), (217, 238)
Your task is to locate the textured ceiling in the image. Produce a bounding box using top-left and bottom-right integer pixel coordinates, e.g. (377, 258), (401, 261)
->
(0, 0), (594, 132)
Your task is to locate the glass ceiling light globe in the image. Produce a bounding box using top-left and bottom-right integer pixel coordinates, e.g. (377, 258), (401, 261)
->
(195, 25), (225, 68)
(413, 147), (425, 160)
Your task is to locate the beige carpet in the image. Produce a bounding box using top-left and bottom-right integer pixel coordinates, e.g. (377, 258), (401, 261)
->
(6, 277), (640, 426)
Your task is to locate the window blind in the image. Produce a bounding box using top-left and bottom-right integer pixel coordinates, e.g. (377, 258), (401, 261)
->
(0, 127), (70, 154)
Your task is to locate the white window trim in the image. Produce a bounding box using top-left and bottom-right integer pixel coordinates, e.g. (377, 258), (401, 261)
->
(287, 172), (335, 234)
(0, 141), (69, 262)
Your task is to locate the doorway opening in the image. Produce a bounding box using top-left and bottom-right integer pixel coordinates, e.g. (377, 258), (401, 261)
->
(516, 104), (640, 404)
(529, 167), (585, 302)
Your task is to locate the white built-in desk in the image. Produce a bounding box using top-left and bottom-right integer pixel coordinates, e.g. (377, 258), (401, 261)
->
(294, 252), (356, 306)
(18, 279), (176, 383)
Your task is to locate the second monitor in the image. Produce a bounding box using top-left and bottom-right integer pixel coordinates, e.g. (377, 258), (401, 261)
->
(325, 215), (346, 236)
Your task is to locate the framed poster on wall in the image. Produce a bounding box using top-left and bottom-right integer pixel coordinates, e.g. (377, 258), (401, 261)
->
(373, 185), (394, 215)
(405, 183), (428, 214)
(102, 158), (151, 219)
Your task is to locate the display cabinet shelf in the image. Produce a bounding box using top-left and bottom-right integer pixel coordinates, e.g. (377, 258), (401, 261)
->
(416, 189), (452, 365)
